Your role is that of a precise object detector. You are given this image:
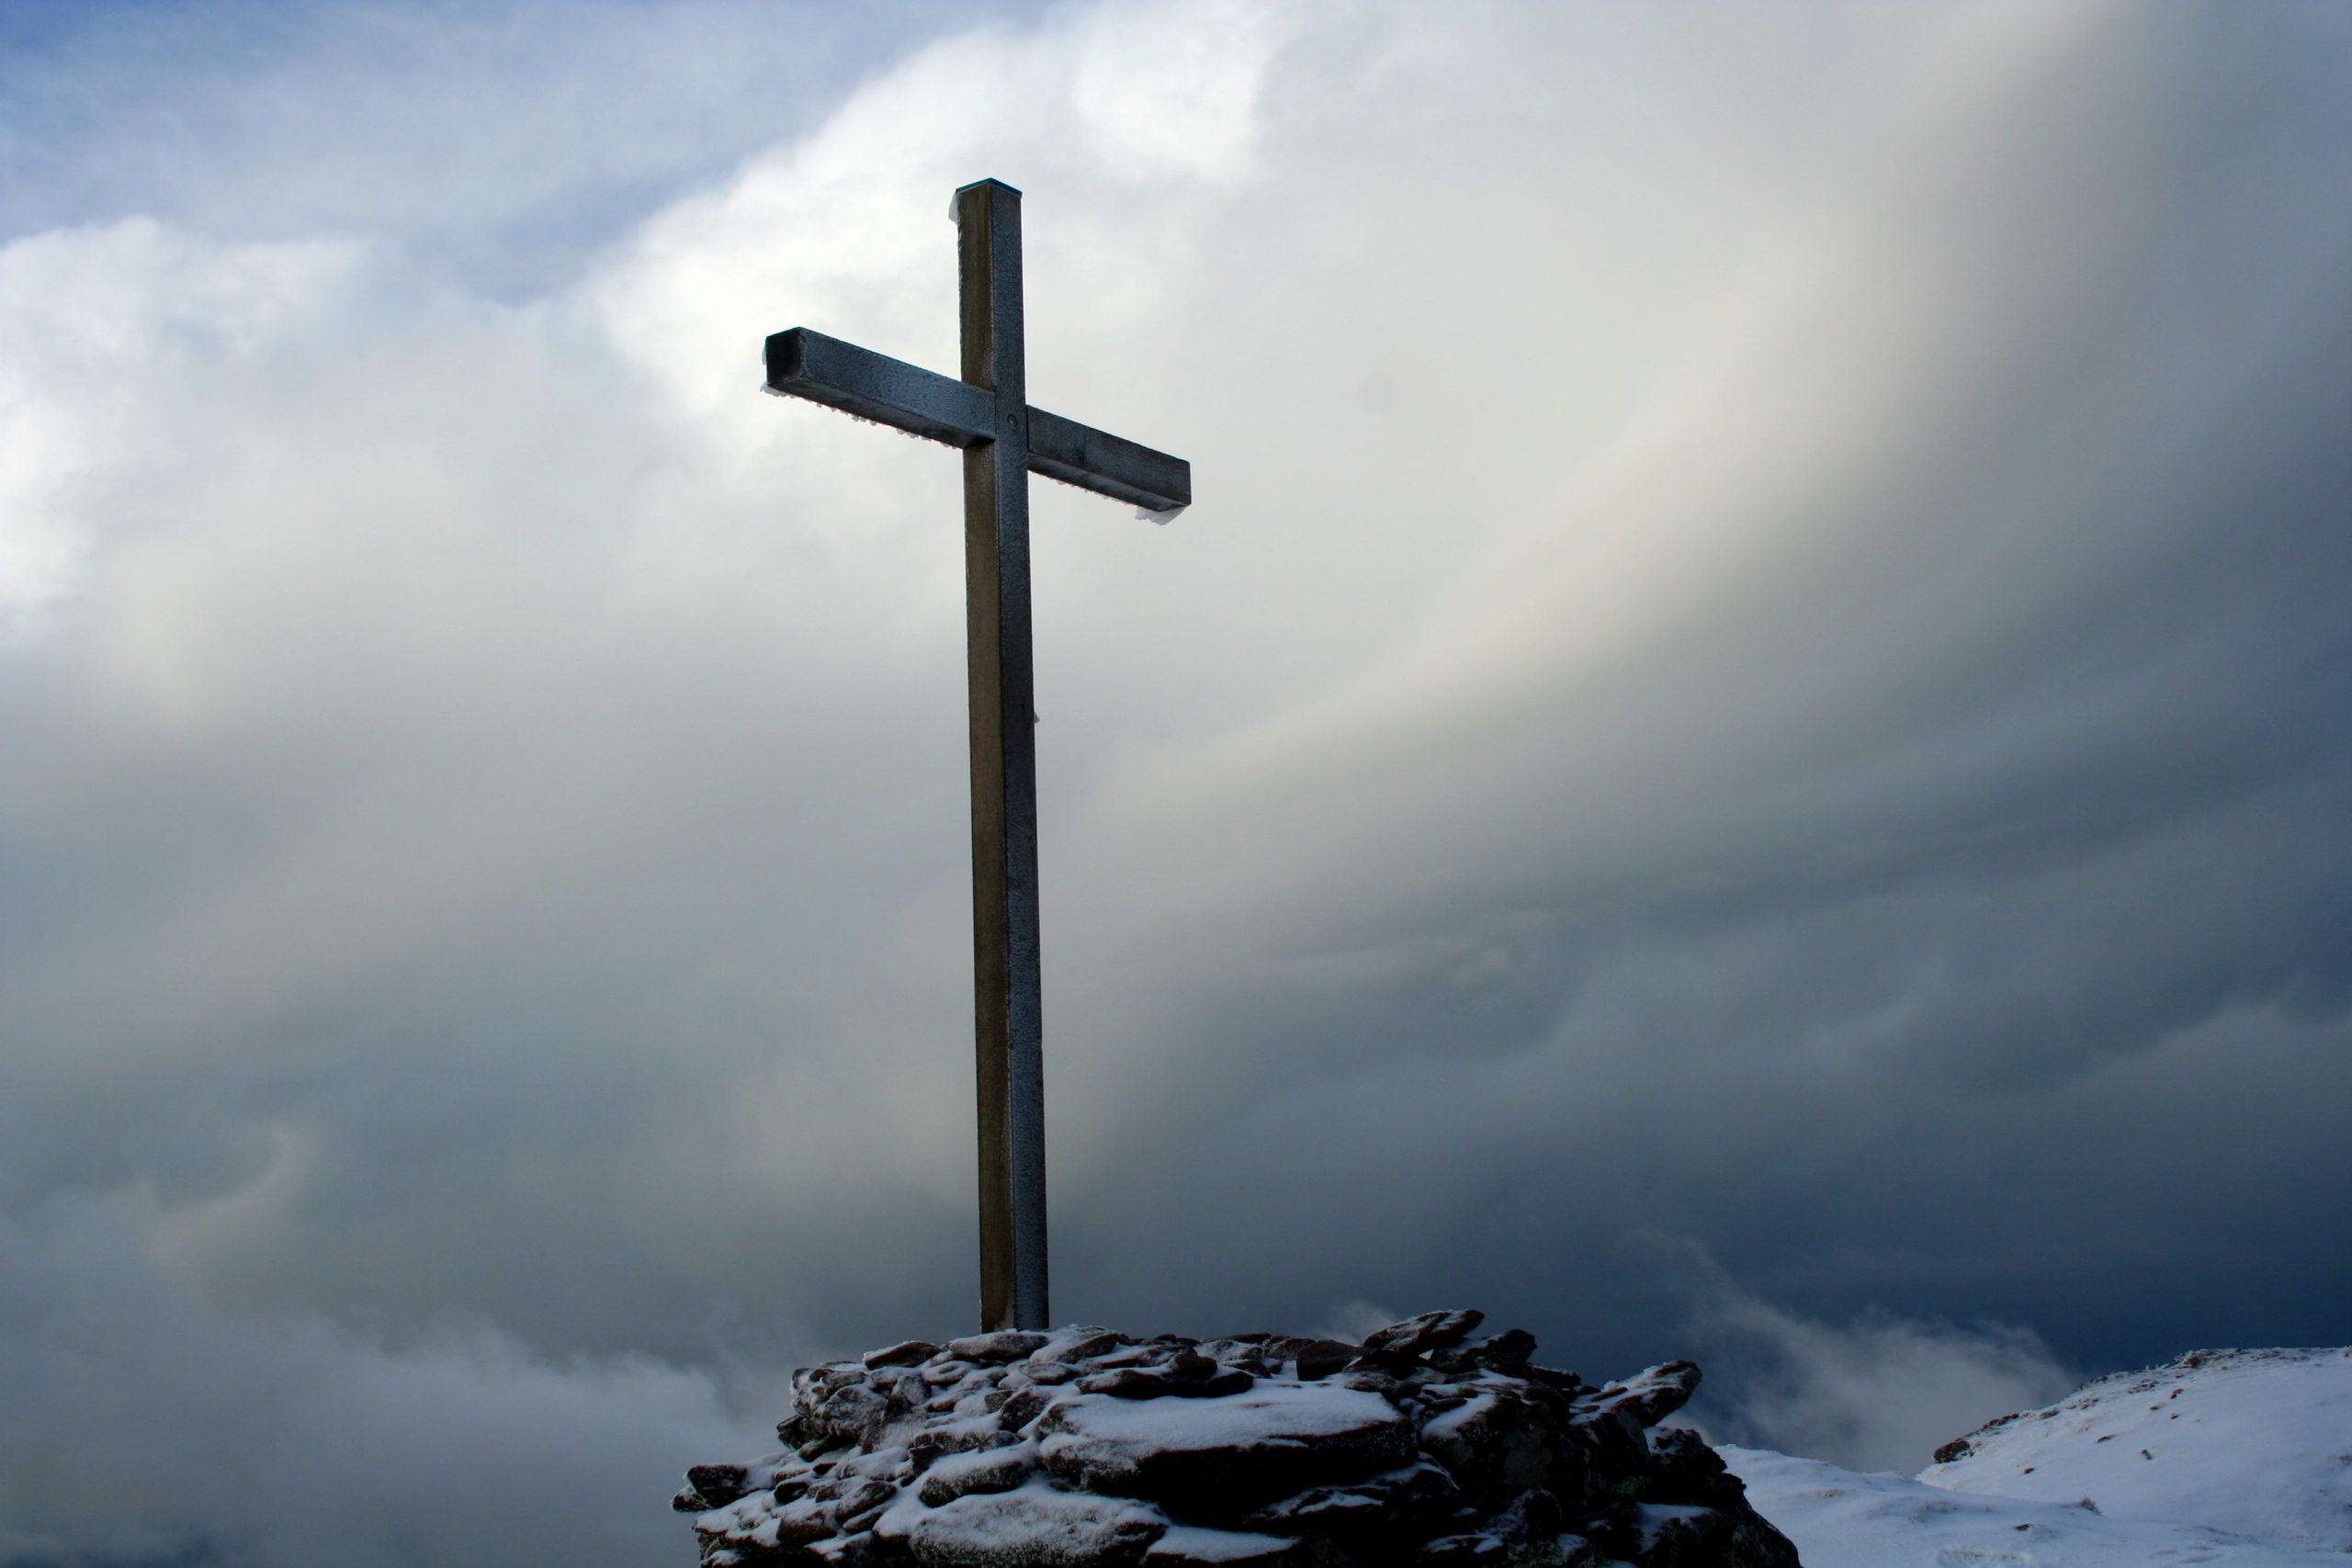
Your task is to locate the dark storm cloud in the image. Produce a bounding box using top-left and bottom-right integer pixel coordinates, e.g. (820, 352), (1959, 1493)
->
(980, 0), (2352, 1434)
(2, 0), (2349, 1559)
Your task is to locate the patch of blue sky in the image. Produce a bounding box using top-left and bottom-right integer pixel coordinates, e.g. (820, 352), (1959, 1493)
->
(0, 0), (1059, 299)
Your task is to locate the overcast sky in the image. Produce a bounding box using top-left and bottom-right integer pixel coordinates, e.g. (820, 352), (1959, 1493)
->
(4, 2), (2349, 1563)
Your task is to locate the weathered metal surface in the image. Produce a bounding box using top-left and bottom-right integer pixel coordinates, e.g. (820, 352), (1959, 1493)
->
(759, 178), (1191, 1335)
(763, 328), (993, 445)
(764, 330), (1189, 513)
(1028, 407), (1190, 512)
(956, 177), (1050, 1335)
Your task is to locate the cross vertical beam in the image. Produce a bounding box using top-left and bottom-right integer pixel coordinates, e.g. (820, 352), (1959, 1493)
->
(957, 179), (1047, 1332)
(760, 178), (1189, 1336)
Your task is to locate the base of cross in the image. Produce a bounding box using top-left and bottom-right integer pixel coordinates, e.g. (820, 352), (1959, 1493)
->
(673, 1308), (1804, 1566)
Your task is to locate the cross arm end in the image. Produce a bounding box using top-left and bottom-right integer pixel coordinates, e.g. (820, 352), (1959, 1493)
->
(1027, 407), (1191, 514)
(763, 328), (994, 447)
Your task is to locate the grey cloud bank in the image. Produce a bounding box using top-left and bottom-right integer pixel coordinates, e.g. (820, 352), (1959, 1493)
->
(2, 1), (2349, 1562)
(0, 1201), (787, 1568)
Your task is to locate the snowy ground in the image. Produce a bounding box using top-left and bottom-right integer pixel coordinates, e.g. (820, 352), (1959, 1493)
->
(1727, 1348), (2352, 1567)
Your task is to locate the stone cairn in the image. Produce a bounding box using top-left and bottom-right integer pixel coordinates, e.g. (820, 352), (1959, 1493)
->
(674, 1308), (1802, 1567)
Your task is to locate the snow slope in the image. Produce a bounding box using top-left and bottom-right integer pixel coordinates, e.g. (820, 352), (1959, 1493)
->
(1726, 1347), (2352, 1568)
(1730, 1448), (2344, 1568)
(1919, 1348), (2352, 1551)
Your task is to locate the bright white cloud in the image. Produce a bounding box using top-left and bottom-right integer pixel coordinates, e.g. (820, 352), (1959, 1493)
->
(0, 220), (370, 621)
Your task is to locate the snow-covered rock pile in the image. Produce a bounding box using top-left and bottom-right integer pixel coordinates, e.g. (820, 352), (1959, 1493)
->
(674, 1308), (1803, 1566)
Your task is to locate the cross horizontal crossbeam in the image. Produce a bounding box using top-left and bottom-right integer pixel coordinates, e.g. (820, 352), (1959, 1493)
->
(765, 327), (1191, 513)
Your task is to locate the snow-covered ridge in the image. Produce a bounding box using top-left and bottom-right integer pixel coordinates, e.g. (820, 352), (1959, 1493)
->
(1920, 1347), (2352, 1551)
(1729, 1346), (2352, 1568)
(1731, 1448), (2345, 1568)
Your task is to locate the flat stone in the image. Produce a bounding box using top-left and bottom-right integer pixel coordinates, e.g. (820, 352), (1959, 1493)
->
(992, 1385), (1060, 1433)
(814, 1382), (894, 1448)
(906, 1482), (1168, 1567)
(721, 1491), (831, 1554)
(1241, 1482), (1388, 1536)
(1144, 1525), (1313, 1564)
(832, 1476), (899, 1534)
(682, 1461), (756, 1509)
(813, 1531), (881, 1564)
(1362, 1309), (1485, 1359)
(1039, 1382), (1415, 1522)
(866, 1340), (943, 1370)
(945, 1331), (1053, 1364)
(796, 1362), (871, 1407)
(918, 1445), (1036, 1507)
(908, 1417), (1016, 1470)
(1432, 1329), (1540, 1376)
(1291, 1340), (1356, 1381)
(1243, 1460), (1462, 1540)
(1525, 1365), (1588, 1397)
(1037, 1330), (1127, 1364)
(839, 1447), (914, 1482)
(1080, 1366), (1256, 1400)
(1414, 1533), (1510, 1564)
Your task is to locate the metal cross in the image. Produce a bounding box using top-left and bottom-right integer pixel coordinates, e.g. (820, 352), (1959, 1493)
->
(762, 179), (1191, 1333)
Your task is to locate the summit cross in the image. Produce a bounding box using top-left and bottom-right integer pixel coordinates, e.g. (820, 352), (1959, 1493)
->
(761, 179), (1191, 1334)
